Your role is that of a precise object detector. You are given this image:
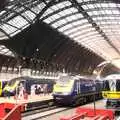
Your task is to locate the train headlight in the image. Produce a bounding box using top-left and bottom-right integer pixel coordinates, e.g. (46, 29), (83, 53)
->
(9, 89), (13, 93)
(63, 92), (70, 95)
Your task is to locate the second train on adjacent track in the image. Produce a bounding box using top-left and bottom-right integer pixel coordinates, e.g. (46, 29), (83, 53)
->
(102, 74), (120, 108)
(3, 76), (55, 96)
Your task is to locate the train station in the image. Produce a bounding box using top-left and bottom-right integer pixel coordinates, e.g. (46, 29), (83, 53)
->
(0, 0), (120, 120)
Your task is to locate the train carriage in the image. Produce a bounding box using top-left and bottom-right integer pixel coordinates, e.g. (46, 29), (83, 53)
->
(102, 74), (120, 108)
(53, 75), (103, 106)
(3, 76), (55, 96)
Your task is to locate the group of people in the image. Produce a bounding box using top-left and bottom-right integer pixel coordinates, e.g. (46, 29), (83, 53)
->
(4, 83), (51, 100)
(30, 84), (49, 96)
(17, 83), (49, 99)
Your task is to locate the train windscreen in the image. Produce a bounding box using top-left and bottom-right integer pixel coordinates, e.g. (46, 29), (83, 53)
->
(103, 80), (110, 91)
(56, 76), (71, 85)
(116, 79), (120, 91)
(7, 78), (22, 86)
(103, 79), (120, 91)
(8, 79), (17, 86)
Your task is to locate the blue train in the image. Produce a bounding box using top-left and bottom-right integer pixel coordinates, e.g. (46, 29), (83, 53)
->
(53, 75), (103, 106)
(3, 76), (55, 96)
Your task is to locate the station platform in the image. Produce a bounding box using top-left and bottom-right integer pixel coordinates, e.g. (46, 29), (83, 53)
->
(82, 99), (120, 113)
(0, 94), (53, 104)
(82, 99), (106, 109)
(0, 94), (53, 111)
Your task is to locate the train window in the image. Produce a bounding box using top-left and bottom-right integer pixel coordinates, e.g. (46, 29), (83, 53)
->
(8, 80), (15, 86)
(116, 80), (120, 91)
(103, 80), (110, 91)
(57, 76), (71, 84)
(8, 78), (19, 86)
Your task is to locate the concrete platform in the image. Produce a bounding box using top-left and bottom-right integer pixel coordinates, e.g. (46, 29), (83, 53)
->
(0, 94), (53, 104)
(82, 99), (106, 109)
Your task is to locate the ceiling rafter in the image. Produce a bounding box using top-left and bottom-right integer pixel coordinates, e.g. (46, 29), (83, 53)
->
(70, 0), (120, 56)
(17, 1), (37, 16)
(35, 0), (65, 22)
(4, 8), (31, 24)
(49, 12), (79, 25)
(41, 4), (73, 20)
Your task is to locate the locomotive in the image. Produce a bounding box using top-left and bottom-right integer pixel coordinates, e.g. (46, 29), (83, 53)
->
(53, 75), (103, 106)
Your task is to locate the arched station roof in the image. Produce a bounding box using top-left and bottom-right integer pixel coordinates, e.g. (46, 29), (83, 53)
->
(0, 0), (120, 74)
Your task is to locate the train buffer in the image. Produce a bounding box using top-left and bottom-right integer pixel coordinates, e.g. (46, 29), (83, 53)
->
(60, 107), (114, 120)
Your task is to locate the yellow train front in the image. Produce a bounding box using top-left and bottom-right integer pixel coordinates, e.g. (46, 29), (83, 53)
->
(102, 74), (120, 108)
(0, 80), (7, 96)
(53, 75), (103, 106)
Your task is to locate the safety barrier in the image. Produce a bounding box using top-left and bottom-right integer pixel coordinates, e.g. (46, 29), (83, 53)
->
(60, 107), (114, 120)
(0, 103), (24, 120)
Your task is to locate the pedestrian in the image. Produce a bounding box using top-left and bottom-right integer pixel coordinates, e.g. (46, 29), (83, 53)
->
(18, 83), (24, 99)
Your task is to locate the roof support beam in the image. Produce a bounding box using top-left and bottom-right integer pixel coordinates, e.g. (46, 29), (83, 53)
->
(70, 0), (120, 56)
(17, 1), (37, 16)
(34, 0), (65, 22)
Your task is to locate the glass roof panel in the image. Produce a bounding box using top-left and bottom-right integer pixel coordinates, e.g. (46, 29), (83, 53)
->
(23, 11), (36, 20)
(0, 31), (8, 40)
(8, 15), (28, 28)
(69, 28), (96, 38)
(0, 45), (14, 57)
(41, 1), (72, 18)
(64, 24), (92, 35)
(31, 2), (46, 14)
(0, 0), (48, 39)
(0, 24), (17, 35)
(1, 0), (120, 66)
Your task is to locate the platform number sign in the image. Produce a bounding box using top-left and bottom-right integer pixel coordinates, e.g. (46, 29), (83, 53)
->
(109, 79), (116, 91)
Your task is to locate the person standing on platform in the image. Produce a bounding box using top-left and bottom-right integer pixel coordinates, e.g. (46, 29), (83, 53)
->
(18, 83), (24, 100)
(30, 85), (36, 97)
(43, 84), (48, 95)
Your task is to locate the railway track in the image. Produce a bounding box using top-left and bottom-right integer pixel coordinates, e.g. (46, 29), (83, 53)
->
(22, 99), (120, 120)
(22, 98), (71, 120)
(22, 98), (103, 120)
(22, 105), (71, 120)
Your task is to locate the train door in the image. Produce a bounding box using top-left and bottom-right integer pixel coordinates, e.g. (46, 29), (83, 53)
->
(77, 80), (81, 94)
(74, 80), (80, 95)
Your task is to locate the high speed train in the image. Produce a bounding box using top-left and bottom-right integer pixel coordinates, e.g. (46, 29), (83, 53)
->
(53, 75), (103, 106)
(102, 74), (120, 108)
(3, 76), (55, 96)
